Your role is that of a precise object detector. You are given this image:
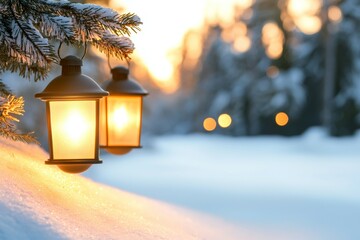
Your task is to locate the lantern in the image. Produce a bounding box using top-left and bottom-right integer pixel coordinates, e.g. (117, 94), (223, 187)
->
(100, 66), (148, 155)
(35, 56), (108, 173)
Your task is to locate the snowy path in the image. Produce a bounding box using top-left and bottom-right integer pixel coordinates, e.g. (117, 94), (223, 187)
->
(0, 137), (294, 240)
(84, 129), (360, 240)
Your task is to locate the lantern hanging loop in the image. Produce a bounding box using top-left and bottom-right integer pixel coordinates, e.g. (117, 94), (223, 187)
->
(57, 42), (88, 63)
(107, 53), (130, 71)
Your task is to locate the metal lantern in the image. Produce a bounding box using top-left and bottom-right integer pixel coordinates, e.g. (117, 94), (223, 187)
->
(35, 56), (109, 173)
(100, 66), (148, 155)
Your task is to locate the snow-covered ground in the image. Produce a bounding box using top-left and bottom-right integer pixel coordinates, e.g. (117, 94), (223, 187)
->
(1, 135), (299, 240)
(84, 128), (360, 240)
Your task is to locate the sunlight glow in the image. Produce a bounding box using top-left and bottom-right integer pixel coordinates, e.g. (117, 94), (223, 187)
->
(110, 0), (245, 93)
(237, 0), (253, 9)
(218, 114), (232, 128)
(275, 112), (289, 127)
(203, 117), (217, 131)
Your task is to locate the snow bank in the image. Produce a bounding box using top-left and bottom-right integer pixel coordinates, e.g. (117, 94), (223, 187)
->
(0, 137), (276, 240)
(84, 129), (360, 240)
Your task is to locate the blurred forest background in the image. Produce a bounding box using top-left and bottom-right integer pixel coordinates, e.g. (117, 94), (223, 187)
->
(3, 0), (360, 147)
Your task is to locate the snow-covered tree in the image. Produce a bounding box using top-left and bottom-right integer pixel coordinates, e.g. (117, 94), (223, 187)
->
(0, 0), (141, 142)
(176, 0), (306, 136)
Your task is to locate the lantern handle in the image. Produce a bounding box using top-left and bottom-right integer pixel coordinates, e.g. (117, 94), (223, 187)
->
(81, 41), (88, 60)
(107, 53), (130, 70)
(57, 41), (88, 62)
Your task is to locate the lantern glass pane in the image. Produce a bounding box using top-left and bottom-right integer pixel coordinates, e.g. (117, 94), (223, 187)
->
(107, 96), (142, 146)
(49, 100), (96, 159)
(99, 97), (107, 146)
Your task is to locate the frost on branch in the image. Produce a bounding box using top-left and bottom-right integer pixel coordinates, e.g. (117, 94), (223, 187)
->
(0, 92), (38, 144)
(0, 0), (142, 82)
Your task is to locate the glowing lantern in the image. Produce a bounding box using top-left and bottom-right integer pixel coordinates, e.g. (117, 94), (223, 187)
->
(35, 56), (108, 173)
(100, 66), (148, 155)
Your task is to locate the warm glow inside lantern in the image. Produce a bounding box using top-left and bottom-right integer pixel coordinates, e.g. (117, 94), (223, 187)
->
(35, 56), (108, 173)
(100, 66), (148, 155)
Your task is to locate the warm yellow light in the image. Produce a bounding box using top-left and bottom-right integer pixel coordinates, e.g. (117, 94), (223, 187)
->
(50, 101), (96, 160)
(328, 6), (342, 23)
(275, 112), (289, 127)
(218, 114), (232, 128)
(101, 96), (142, 147)
(62, 111), (90, 143)
(295, 16), (322, 35)
(203, 117), (216, 132)
(113, 106), (130, 131)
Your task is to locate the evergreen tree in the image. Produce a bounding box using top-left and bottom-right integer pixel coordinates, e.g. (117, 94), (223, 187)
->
(180, 0), (306, 136)
(0, 0), (141, 143)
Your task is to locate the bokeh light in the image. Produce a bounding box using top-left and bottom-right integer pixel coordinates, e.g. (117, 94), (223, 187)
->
(232, 36), (251, 53)
(295, 16), (322, 35)
(203, 117), (217, 131)
(275, 112), (289, 127)
(328, 6), (342, 23)
(287, 0), (323, 35)
(266, 66), (280, 78)
(218, 114), (232, 128)
(262, 22), (284, 59)
(223, 22), (251, 53)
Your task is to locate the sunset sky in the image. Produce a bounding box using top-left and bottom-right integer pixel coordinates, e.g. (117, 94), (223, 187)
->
(109, 0), (247, 92)
(107, 0), (330, 93)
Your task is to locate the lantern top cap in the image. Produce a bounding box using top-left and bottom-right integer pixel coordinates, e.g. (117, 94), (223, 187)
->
(60, 55), (82, 66)
(102, 66), (148, 96)
(111, 66), (129, 78)
(35, 55), (108, 100)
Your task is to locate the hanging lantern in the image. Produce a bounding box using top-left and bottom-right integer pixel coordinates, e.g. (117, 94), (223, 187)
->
(100, 66), (148, 155)
(35, 56), (108, 173)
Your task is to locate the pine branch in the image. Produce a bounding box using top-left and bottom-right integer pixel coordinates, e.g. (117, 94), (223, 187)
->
(0, 95), (39, 144)
(8, 1), (57, 66)
(0, 0), (141, 82)
(0, 79), (12, 96)
(91, 34), (135, 61)
(36, 15), (76, 44)
(14, 0), (142, 43)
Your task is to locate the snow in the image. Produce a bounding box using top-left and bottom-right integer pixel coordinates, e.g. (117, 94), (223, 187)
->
(0, 136), (285, 240)
(2, 128), (359, 239)
(83, 128), (360, 240)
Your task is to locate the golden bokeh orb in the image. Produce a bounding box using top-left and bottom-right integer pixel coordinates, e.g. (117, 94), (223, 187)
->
(203, 117), (217, 131)
(218, 114), (232, 128)
(275, 112), (289, 127)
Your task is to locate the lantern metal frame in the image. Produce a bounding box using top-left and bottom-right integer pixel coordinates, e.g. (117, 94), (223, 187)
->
(35, 55), (109, 173)
(100, 66), (148, 155)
